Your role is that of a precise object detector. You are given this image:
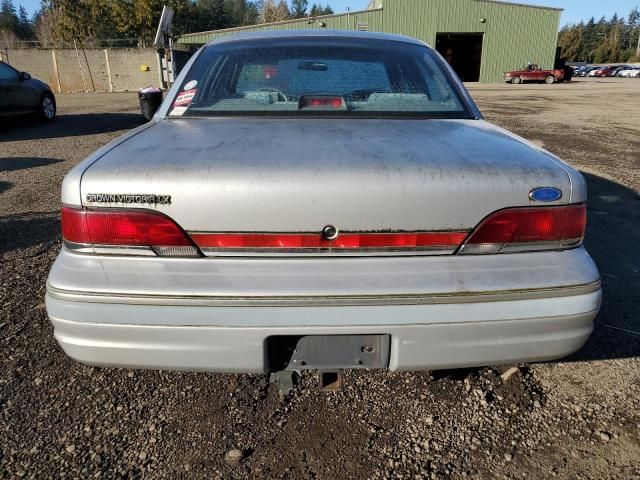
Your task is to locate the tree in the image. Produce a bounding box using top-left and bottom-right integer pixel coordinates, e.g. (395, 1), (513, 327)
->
(275, 0), (290, 20)
(291, 0), (308, 18)
(261, 0), (289, 23)
(628, 7), (640, 56)
(0, 0), (18, 33)
(558, 24), (583, 61)
(27, 0), (321, 45)
(557, 8), (640, 64)
(16, 5), (33, 39)
(309, 3), (332, 16)
(33, 5), (58, 47)
(111, 0), (190, 46)
(230, 0), (259, 26)
(0, 25), (18, 48)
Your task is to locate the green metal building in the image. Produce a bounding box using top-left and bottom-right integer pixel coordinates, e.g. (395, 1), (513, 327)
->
(177, 0), (562, 83)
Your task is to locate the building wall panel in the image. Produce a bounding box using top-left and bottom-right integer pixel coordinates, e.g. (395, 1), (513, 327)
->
(177, 0), (561, 84)
(383, 0), (560, 82)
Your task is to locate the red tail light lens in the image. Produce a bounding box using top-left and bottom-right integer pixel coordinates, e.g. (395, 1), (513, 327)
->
(62, 207), (198, 256)
(458, 204), (586, 255)
(190, 231), (469, 252)
(298, 96), (346, 109)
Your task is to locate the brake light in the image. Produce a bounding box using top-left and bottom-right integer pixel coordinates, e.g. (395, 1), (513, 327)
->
(298, 96), (346, 109)
(458, 204), (586, 255)
(61, 207), (199, 256)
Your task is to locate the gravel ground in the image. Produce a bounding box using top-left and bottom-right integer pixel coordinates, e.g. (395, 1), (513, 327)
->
(1, 79), (639, 479)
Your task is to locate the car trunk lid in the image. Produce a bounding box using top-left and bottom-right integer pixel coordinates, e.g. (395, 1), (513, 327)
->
(80, 117), (571, 254)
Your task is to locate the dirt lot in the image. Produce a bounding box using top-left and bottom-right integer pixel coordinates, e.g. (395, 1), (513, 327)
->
(1, 78), (639, 479)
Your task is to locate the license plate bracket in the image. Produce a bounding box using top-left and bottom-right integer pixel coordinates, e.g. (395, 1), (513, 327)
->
(266, 334), (390, 371)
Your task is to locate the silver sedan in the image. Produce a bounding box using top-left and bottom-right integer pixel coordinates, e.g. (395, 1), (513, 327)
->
(46, 31), (601, 373)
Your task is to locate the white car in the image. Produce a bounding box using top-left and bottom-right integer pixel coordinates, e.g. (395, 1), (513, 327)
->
(46, 31), (601, 374)
(619, 68), (640, 77)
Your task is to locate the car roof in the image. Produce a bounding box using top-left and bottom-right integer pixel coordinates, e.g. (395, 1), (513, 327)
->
(206, 29), (428, 48)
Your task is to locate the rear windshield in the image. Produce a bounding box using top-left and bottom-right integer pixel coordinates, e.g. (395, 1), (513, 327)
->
(168, 37), (472, 119)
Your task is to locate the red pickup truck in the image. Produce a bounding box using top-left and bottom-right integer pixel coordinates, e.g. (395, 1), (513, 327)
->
(504, 64), (566, 84)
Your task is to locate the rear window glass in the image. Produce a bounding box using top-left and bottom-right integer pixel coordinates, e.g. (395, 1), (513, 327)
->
(236, 60), (392, 96)
(168, 37), (471, 119)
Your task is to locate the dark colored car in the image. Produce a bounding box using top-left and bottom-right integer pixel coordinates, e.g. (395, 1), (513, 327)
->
(0, 61), (56, 121)
(576, 67), (598, 77)
(572, 66), (588, 77)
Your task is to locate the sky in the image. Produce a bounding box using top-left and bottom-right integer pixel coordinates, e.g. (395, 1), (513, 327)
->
(14, 0), (640, 26)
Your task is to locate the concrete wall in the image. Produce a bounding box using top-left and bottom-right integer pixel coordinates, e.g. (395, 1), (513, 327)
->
(3, 48), (160, 92)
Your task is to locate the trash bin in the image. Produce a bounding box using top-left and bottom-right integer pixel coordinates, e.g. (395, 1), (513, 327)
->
(138, 86), (163, 121)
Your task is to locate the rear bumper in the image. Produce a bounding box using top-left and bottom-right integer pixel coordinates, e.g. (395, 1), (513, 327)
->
(46, 247), (601, 372)
(46, 288), (600, 373)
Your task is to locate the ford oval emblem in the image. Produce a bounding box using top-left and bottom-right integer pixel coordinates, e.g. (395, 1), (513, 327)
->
(529, 187), (562, 202)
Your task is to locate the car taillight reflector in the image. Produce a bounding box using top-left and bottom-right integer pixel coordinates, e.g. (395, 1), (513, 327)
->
(458, 203), (586, 255)
(190, 231), (469, 251)
(62, 207), (198, 256)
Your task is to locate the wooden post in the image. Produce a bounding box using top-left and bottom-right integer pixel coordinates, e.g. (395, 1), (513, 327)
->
(73, 39), (88, 92)
(51, 50), (61, 93)
(104, 49), (113, 92)
(81, 45), (96, 92)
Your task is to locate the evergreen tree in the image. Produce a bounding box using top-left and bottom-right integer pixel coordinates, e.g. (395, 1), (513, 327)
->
(628, 7), (640, 58)
(558, 24), (583, 61)
(16, 5), (33, 39)
(309, 3), (333, 16)
(25, 0), (334, 45)
(557, 8), (640, 64)
(0, 0), (18, 32)
(230, 0), (258, 26)
(291, 0), (308, 18)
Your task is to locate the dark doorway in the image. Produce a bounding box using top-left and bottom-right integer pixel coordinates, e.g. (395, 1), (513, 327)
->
(435, 33), (484, 82)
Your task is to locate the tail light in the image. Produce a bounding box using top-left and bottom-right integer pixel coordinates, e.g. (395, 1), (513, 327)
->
(61, 204), (586, 258)
(190, 231), (468, 254)
(61, 207), (200, 257)
(458, 204), (586, 255)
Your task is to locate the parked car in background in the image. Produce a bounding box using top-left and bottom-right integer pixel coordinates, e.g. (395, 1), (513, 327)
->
(47, 31), (600, 374)
(577, 67), (599, 77)
(571, 66), (586, 77)
(609, 66), (630, 76)
(619, 67), (640, 77)
(0, 61), (56, 121)
(504, 64), (565, 84)
(596, 66), (619, 77)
